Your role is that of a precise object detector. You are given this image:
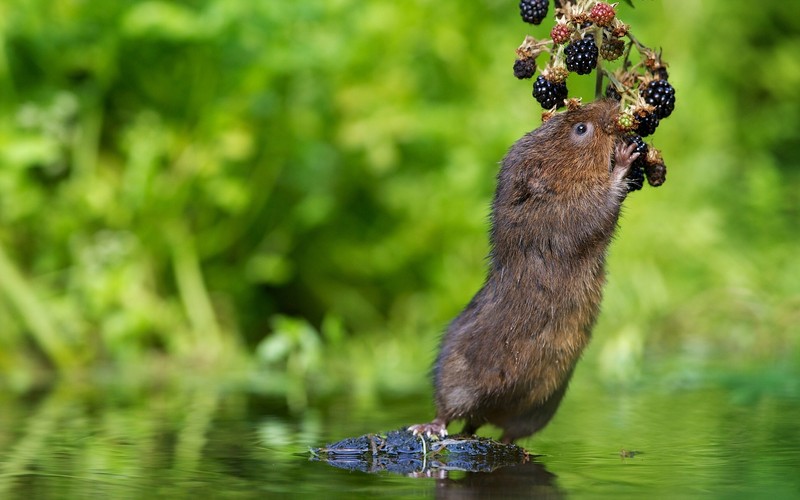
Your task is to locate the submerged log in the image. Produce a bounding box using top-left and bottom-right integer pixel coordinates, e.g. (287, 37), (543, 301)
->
(310, 428), (529, 474)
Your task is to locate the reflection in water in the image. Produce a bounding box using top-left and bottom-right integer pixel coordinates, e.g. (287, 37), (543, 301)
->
(0, 376), (799, 497)
(0, 385), (68, 497)
(437, 461), (563, 499)
(0, 380), (227, 497)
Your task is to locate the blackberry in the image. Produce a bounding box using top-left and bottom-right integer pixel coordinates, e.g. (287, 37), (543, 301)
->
(635, 110), (659, 136)
(623, 134), (648, 192)
(616, 112), (635, 131)
(513, 57), (537, 79)
(605, 85), (622, 101)
(627, 164), (645, 192)
(550, 23), (571, 45)
(589, 2), (616, 27)
(532, 75), (568, 109)
(599, 38), (625, 61)
(542, 65), (568, 84)
(645, 159), (667, 187)
(641, 79), (676, 119)
(520, 0), (549, 25)
(565, 35), (598, 75)
(625, 134), (648, 164)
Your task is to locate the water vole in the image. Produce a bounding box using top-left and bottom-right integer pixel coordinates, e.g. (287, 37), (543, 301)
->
(410, 99), (640, 443)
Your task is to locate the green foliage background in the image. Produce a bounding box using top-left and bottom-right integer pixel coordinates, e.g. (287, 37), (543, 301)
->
(0, 0), (798, 398)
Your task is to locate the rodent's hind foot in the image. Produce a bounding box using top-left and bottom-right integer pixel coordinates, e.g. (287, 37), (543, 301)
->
(612, 141), (640, 182)
(408, 419), (448, 438)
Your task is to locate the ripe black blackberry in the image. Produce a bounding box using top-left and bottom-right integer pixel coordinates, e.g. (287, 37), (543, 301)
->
(627, 164), (645, 192)
(605, 85), (622, 101)
(623, 134), (647, 192)
(532, 75), (567, 109)
(565, 35), (598, 75)
(641, 79), (676, 119)
(625, 134), (649, 163)
(635, 111), (659, 137)
(513, 58), (537, 79)
(645, 159), (667, 187)
(519, 0), (549, 25)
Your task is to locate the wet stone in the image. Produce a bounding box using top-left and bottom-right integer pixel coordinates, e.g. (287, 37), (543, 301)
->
(311, 428), (529, 474)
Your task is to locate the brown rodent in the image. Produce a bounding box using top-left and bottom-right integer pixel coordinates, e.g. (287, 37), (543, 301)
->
(409, 99), (640, 444)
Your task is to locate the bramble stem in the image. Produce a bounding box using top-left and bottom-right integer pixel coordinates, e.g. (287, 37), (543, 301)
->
(595, 64), (604, 99)
(626, 31), (646, 51)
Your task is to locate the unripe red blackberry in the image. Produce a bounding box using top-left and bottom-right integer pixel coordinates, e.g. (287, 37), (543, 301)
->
(565, 34), (598, 75)
(641, 79), (676, 118)
(532, 75), (568, 109)
(550, 22), (571, 45)
(599, 38), (625, 61)
(513, 57), (537, 79)
(520, 0), (549, 25)
(589, 2), (616, 27)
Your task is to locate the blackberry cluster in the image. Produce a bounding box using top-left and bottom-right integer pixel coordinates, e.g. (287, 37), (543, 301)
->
(510, 0), (675, 191)
(520, 0), (549, 25)
(565, 35), (598, 75)
(641, 79), (676, 119)
(532, 75), (568, 109)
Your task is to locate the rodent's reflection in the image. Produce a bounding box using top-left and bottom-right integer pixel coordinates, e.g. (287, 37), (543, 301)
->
(436, 460), (564, 499)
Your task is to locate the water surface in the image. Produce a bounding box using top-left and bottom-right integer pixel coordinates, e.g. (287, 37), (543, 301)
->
(1, 367), (798, 498)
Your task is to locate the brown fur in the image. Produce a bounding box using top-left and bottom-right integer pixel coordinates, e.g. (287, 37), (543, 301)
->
(410, 100), (638, 443)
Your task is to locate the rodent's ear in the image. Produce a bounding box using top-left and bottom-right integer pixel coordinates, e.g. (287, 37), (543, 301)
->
(569, 121), (595, 145)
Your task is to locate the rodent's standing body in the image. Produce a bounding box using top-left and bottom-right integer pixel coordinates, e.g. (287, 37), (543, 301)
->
(410, 100), (640, 443)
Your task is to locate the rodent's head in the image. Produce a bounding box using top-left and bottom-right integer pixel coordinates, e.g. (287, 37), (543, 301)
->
(499, 99), (624, 206)
(540, 99), (622, 178)
(492, 99), (629, 259)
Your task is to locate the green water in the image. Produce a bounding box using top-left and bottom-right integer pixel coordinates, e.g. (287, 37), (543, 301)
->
(1, 368), (798, 499)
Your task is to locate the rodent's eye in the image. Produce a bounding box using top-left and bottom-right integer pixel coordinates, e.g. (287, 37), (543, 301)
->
(570, 121), (594, 143)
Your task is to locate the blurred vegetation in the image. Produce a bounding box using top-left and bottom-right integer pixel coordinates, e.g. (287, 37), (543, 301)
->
(0, 0), (798, 402)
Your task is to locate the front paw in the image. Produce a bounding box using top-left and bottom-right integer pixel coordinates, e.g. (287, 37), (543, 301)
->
(612, 141), (640, 183)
